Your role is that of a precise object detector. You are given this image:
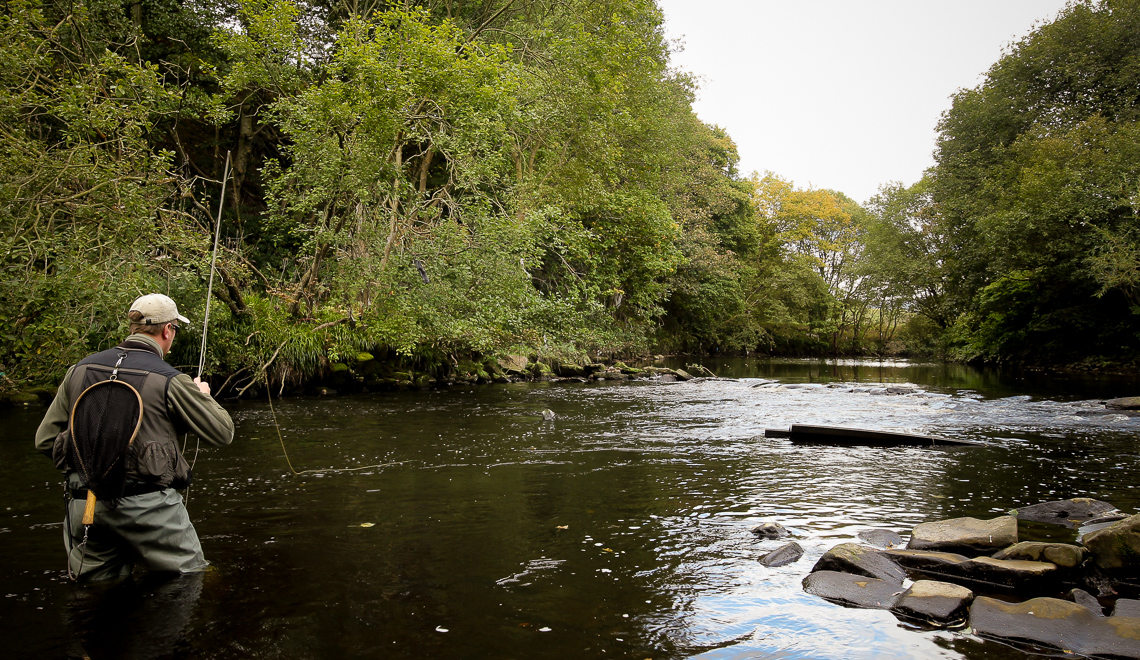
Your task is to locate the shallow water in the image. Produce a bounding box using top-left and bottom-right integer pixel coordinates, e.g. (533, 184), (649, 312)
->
(2, 358), (1138, 659)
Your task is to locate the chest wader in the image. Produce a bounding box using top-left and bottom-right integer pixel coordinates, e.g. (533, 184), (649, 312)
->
(64, 353), (144, 580)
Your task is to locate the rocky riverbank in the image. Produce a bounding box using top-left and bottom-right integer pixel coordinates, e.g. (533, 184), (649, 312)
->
(308, 355), (710, 397)
(762, 498), (1140, 657)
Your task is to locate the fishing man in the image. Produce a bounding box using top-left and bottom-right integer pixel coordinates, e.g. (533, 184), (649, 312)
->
(35, 294), (234, 581)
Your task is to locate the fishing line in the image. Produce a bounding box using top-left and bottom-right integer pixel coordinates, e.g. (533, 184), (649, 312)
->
(184, 152), (231, 507)
(266, 383), (407, 476)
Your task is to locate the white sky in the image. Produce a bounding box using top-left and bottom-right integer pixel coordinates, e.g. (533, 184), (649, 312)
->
(657, 0), (1072, 204)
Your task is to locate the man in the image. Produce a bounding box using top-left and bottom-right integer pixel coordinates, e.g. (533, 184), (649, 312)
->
(35, 293), (234, 581)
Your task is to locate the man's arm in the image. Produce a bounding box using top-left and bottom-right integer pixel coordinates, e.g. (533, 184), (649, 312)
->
(167, 373), (235, 447)
(34, 366), (76, 456)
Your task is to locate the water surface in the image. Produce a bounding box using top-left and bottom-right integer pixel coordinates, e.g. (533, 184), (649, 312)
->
(2, 358), (1137, 659)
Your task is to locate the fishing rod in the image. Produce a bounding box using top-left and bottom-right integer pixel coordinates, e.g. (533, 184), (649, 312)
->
(184, 152), (230, 506)
(198, 151), (231, 379)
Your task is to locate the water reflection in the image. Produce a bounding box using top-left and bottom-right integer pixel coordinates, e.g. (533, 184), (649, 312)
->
(1, 359), (1137, 659)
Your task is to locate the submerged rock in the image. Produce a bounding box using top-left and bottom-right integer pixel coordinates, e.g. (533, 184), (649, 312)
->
(1106, 396), (1140, 410)
(970, 596), (1140, 658)
(907, 515), (1017, 554)
(885, 549), (1059, 590)
(1015, 498), (1117, 527)
(889, 580), (973, 628)
(758, 542), (804, 567)
(1083, 513), (1140, 570)
(750, 522), (790, 539)
(813, 543), (905, 582)
(857, 529), (905, 549)
(992, 541), (1087, 569)
(802, 571), (903, 610)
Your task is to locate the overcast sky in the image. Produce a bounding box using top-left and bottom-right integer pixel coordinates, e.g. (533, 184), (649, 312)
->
(656, 0), (1072, 204)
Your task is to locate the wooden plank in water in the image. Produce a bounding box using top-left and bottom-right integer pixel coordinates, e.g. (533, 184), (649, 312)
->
(773, 424), (981, 446)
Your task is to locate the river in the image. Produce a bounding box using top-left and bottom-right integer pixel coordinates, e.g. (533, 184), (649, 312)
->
(2, 358), (1137, 659)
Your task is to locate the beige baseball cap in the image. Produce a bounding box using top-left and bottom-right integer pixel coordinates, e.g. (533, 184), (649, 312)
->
(129, 293), (190, 326)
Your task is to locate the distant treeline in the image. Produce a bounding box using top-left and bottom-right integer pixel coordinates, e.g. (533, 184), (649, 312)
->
(1, 0), (1137, 395)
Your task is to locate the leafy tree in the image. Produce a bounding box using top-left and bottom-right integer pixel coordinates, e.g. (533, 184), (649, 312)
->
(930, 0), (1140, 363)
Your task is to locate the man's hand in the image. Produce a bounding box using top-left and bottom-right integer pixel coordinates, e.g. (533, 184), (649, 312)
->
(193, 377), (211, 396)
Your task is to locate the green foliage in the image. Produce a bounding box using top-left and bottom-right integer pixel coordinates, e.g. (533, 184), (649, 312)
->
(0, 0), (215, 388)
(927, 0), (1140, 364)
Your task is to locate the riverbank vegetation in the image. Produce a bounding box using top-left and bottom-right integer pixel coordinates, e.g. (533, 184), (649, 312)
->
(2, 0), (1137, 397)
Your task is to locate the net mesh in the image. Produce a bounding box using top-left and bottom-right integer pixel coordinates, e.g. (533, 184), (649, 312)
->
(70, 380), (142, 510)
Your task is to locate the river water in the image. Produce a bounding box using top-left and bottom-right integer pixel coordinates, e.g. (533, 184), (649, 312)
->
(2, 358), (1137, 659)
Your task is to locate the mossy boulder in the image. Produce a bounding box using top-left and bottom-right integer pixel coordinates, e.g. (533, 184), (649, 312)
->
(1083, 513), (1140, 571)
(529, 361), (553, 379)
(497, 354), (529, 375)
(992, 542), (1087, 569)
(556, 362), (587, 377)
(907, 515), (1017, 554)
(456, 360), (489, 383)
(970, 596), (1140, 657)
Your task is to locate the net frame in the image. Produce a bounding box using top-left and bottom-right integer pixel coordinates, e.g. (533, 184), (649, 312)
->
(68, 379), (144, 525)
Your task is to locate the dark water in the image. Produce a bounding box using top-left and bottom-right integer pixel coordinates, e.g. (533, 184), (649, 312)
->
(2, 358), (1138, 659)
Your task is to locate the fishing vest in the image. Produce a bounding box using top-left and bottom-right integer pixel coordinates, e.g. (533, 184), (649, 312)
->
(54, 340), (192, 489)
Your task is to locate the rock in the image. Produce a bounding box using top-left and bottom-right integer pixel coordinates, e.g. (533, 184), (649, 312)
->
(1114, 599), (1140, 617)
(1015, 498), (1117, 527)
(1066, 588), (1106, 616)
(857, 529), (905, 549)
(541, 409), (556, 422)
(813, 543), (905, 582)
(1106, 396), (1140, 410)
(969, 596), (1140, 658)
(885, 549), (1058, 589)
(529, 361), (554, 379)
(1084, 514), (1140, 571)
(992, 541), (1087, 569)
(758, 542), (804, 567)
(750, 522), (790, 539)
(802, 571), (903, 610)
(584, 363), (606, 375)
(556, 363), (587, 377)
(889, 580), (973, 628)
(673, 369), (693, 381)
(907, 515), (1017, 554)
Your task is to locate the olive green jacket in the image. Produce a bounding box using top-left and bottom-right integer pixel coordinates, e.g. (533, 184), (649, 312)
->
(35, 334), (233, 485)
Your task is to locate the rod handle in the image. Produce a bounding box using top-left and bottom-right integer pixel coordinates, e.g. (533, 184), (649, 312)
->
(82, 493), (97, 525)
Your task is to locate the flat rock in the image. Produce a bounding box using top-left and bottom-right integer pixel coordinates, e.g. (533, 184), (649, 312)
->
(1083, 514), (1140, 570)
(992, 541), (1087, 569)
(1066, 588), (1106, 616)
(1106, 396), (1140, 410)
(802, 571), (903, 610)
(970, 596), (1140, 658)
(1114, 599), (1140, 617)
(813, 543), (905, 582)
(889, 580), (973, 628)
(750, 522), (790, 539)
(1015, 498), (1117, 527)
(758, 542), (804, 567)
(907, 516), (1017, 554)
(885, 549), (1058, 589)
(857, 529), (905, 549)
